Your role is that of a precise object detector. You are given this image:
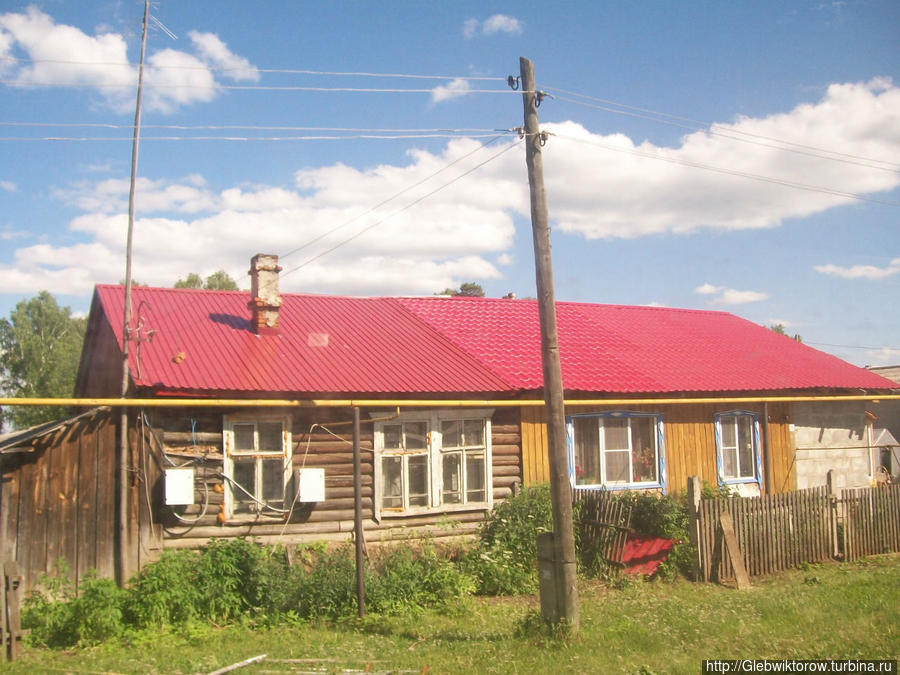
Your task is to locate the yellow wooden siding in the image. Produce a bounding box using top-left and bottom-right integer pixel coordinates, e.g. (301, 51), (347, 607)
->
(518, 403), (796, 495)
(520, 406), (549, 484)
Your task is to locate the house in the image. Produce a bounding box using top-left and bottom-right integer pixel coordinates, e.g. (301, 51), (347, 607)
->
(3, 254), (896, 588)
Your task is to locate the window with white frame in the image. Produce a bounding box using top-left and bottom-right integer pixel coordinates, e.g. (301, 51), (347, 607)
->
(223, 416), (292, 517)
(567, 413), (664, 490)
(715, 412), (760, 484)
(374, 410), (492, 516)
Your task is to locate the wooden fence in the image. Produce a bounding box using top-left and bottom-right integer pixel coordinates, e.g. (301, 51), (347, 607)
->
(842, 485), (900, 561)
(574, 489), (632, 569)
(692, 479), (900, 582)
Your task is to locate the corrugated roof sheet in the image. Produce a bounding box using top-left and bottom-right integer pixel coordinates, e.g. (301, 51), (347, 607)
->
(91, 285), (897, 396)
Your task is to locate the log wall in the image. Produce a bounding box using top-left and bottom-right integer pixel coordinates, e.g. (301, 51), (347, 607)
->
(148, 405), (523, 549)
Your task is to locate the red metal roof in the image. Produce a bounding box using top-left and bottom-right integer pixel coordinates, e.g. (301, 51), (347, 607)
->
(91, 285), (897, 396)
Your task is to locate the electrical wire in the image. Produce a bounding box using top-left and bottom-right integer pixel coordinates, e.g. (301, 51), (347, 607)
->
(0, 133), (508, 142)
(0, 56), (507, 81)
(0, 122), (501, 132)
(550, 131), (900, 208)
(546, 88), (900, 173)
(279, 137), (523, 279)
(0, 79), (524, 95)
(279, 133), (509, 262)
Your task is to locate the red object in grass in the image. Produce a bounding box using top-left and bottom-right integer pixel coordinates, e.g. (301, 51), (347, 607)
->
(621, 536), (676, 577)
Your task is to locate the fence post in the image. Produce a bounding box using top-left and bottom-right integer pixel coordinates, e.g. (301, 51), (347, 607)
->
(687, 476), (702, 581)
(826, 470), (840, 560)
(3, 561), (22, 661)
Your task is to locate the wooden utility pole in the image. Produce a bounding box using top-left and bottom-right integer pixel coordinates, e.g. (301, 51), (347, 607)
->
(352, 406), (366, 617)
(117, 0), (149, 585)
(519, 56), (579, 629)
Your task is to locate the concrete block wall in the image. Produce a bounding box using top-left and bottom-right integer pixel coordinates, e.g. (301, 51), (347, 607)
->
(791, 401), (873, 491)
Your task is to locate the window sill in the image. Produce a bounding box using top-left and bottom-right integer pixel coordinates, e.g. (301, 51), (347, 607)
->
(379, 503), (491, 519)
(575, 482), (663, 492)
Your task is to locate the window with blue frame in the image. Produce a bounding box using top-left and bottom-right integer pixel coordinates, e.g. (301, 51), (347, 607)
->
(566, 412), (665, 491)
(715, 411), (762, 485)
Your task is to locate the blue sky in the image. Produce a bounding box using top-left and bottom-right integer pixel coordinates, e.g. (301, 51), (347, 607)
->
(0, 1), (898, 367)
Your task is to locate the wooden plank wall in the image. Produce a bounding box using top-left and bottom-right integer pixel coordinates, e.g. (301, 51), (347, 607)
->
(520, 406), (549, 485)
(0, 411), (120, 591)
(153, 406), (522, 549)
(521, 402), (795, 495)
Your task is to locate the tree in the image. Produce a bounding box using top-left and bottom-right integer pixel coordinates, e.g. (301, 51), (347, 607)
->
(437, 282), (485, 297)
(770, 323), (803, 343)
(174, 270), (239, 291)
(0, 292), (87, 430)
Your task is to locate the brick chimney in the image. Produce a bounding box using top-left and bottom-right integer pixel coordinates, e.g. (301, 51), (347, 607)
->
(248, 253), (282, 334)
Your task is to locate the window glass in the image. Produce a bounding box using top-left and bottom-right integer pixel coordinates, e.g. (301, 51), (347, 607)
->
(232, 458), (256, 503)
(737, 417), (754, 478)
(408, 455), (429, 506)
(442, 452), (462, 504)
(574, 417), (600, 484)
(261, 458), (284, 501)
(233, 423), (255, 452)
(463, 419), (484, 447)
(442, 420), (462, 448)
(604, 450), (630, 483)
(377, 412), (490, 514)
(631, 417), (658, 483)
(383, 424), (402, 450)
(466, 452), (485, 502)
(258, 422), (283, 452)
(382, 456), (402, 508)
(718, 413), (758, 482)
(603, 418), (629, 450)
(406, 422), (428, 450)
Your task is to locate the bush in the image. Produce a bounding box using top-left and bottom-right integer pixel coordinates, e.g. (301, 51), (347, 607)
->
(126, 549), (200, 628)
(24, 570), (126, 647)
(464, 484), (554, 595)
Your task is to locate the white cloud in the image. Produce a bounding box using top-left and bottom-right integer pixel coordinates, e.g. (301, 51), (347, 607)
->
(462, 15), (522, 38)
(544, 79), (900, 238)
(431, 78), (471, 103)
(0, 180), (16, 192)
(462, 18), (479, 40)
(188, 31), (259, 81)
(695, 283), (768, 305)
(2, 138), (520, 297)
(483, 14), (523, 35)
(0, 8), (258, 113)
(814, 258), (900, 280)
(2, 77), (897, 303)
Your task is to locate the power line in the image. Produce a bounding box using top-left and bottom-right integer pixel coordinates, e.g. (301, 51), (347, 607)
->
(0, 133), (509, 142)
(280, 139), (523, 279)
(547, 90), (900, 174)
(0, 78), (522, 95)
(551, 131), (900, 208)
(806, 341), (900, 352)
(0, 122), (501, 133)
(0, 56), (506, 81)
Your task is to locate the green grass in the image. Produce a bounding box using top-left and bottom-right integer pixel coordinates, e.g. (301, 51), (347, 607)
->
(8, 556), (899, 674)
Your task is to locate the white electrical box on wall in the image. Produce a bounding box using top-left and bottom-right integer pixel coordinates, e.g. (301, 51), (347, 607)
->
(294, 468), (326, 502)
(165, 467), (195, 505)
